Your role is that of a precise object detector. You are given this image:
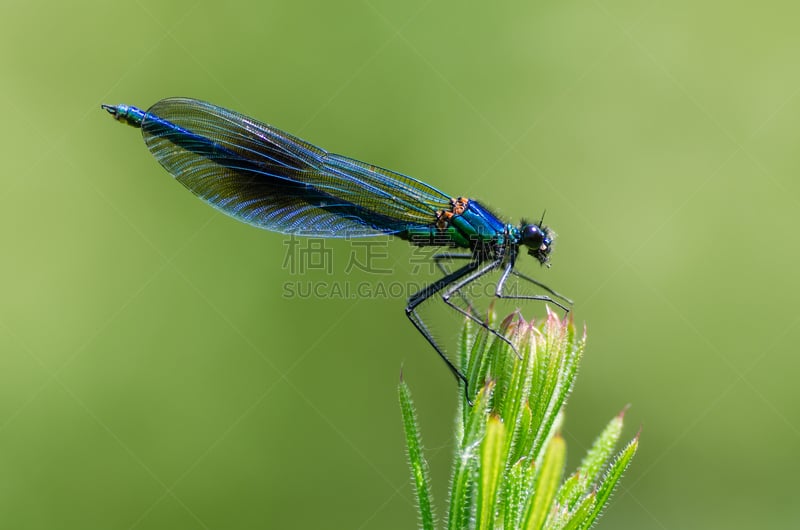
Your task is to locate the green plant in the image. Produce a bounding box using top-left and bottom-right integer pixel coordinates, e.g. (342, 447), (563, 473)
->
(399, 309), (638, 530)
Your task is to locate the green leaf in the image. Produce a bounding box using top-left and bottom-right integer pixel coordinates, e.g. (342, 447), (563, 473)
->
(514, 402), (534, 461)
(580, 435), (639, 529)
(502, 457), (528, 530)
(398, 381), (435, 530)
(448, 381), (495, 530)
(554, 472), (580, 511)
(491, 313), (523, 407)
(464, 326), (491, 425)
(530, 312), (584, 464)
(476, 415), (506, 530)
(523, 434), (566, 530)
(557, 410), (625, 509)
(558, 493), (596, 530)
(580, 410), (625, 480)
(501, 321), (536, 464)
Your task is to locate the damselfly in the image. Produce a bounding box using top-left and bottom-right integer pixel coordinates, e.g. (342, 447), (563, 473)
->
(102, 98), (572, 388)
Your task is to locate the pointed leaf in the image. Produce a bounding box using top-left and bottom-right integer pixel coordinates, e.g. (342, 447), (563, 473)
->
(557, 411), (624, 509)
(476, 415), (506, 530)
(502, 458), (528, 530)
(558, 493), (596, 530)
(398, 381), (436, 530)
(523, 434), (566, 530)
(448, 381), (495, 530)
(580, 435), (639, 529)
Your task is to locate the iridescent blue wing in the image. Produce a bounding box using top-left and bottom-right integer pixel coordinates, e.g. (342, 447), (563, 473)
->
(139, 98), (452, 237)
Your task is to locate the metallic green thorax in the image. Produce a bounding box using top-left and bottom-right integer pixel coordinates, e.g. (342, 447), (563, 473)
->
(403, 201), (512, 250)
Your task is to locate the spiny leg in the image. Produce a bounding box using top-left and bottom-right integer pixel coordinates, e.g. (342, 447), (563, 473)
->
(439, 259), (522, 358)
(432, 252), (478, 315)
(511, 269), (574, 307)
(406, 261), (480, 393)
(496, 263), (572, 314)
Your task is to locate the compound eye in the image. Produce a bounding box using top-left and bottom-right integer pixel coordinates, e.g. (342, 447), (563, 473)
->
(521, 225), (544, 249)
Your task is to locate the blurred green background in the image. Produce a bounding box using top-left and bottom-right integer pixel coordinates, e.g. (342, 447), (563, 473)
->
(2, 0), (799, 528)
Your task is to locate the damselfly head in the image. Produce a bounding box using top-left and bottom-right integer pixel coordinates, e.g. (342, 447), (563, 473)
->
(520, 223), (553, 265)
